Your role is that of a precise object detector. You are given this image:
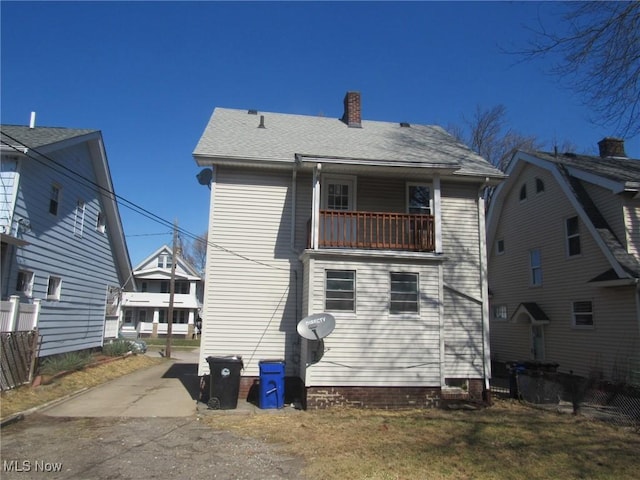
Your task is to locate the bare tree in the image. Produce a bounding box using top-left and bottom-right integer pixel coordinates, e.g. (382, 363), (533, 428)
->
(182, 231), (208, 276)
(449, 104), (541, 171)
(520, 2), (640, 138)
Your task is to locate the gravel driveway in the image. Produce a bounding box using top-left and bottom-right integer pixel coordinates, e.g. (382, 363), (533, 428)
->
(1, 413), (305, 479)
(1, 349), (306, 479)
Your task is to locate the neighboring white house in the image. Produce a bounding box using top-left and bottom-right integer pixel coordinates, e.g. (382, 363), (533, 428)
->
(0, 123), (133, 357)
(487, 138), (640, 383)
(192, 92), (505, 408)
(121, 245), (203, 339)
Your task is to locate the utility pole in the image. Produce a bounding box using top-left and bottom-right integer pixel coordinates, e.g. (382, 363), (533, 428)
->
(165, 219), (178, 359)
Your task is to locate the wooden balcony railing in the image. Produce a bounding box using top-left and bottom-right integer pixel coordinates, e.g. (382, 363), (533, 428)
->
(308, 210), (435, 252)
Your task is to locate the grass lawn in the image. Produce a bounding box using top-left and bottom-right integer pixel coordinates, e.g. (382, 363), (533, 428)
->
(204, 400), (640, 480)
(144, 338), (201, 348)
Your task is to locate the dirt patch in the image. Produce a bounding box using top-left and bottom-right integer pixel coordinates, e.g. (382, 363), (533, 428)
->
(0, 413), (305, 479)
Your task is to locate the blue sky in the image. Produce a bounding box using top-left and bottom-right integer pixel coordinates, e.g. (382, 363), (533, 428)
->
(2, 1), (639, 266)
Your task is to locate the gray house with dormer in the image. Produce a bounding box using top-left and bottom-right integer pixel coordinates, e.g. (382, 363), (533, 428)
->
(487, 138), (640, 384)
(193, 92), (505, 408)
(1, 123), (133, 357)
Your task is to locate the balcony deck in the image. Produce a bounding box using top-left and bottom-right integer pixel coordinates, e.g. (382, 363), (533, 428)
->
(309, 210), (435, 252)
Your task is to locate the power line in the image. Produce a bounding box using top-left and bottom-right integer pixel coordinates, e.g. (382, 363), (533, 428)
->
(1, 131), (289, 271)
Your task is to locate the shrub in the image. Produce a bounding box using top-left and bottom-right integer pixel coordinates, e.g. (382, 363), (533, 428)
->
(102, 339), (133, 357)
(39, 350), (92, 376)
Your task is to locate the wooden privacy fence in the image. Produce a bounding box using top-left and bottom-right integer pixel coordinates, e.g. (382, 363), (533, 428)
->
(1, 330), (39, 391)
(1, 296), (41, 390)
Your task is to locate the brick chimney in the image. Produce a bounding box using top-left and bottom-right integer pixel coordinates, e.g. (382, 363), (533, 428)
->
(341, 91), (361, 127)
(598, 137), (626, 157)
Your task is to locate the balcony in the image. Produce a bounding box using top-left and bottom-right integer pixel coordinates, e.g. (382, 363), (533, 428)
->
(309, 210), (435, 252)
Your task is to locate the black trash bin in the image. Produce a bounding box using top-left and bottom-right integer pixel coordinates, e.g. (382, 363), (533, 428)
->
(206, 356), (244, 410)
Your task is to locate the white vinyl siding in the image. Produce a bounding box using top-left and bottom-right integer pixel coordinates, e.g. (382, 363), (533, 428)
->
(440, 183), (486, 378)
(199, 168), (299, 377)
(303, 257), (442, 387)
(624, 199), (640, 258)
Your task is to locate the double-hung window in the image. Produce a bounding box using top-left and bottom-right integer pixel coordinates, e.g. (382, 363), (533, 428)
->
(566, 216), (581, 257)
(390, 272), (419, 314)
(49, 184), (61, 215)
(407, 184), (432, 215)
(572, 301), (594, 328)
(47, 276), (62, 301)
(325, 270), (355, 311)
(530, 249), (542, 286)
(16, 270), (34, 297)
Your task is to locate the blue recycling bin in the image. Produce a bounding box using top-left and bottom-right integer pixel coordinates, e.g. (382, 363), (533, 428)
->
(259, 359), (285, 409)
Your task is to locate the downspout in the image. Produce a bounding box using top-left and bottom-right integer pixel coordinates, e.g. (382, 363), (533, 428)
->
(291, 167), (297, 250)
(311, 164), (322, 250)
(478, 178), (491, 401)
(636, 279), (640, 365)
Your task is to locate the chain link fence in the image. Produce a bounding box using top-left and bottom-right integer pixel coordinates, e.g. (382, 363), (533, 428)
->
(512, 367), (640, 430)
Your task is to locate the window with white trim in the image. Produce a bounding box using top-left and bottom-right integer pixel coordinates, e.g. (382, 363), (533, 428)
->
(16, 270), (34, 297)
(493, 304), (508, 321)
(325, 270), (355, 311)
(572, 301), (593, 327)
(390, 272), (419, 314)
(47, 275), (62, 301)
(407, 183), (432, 215)
(49, 184), (61, 215)
(530, 249), (542, 286)
(566, 216), (581, 257)
(96, 211), (106, 233)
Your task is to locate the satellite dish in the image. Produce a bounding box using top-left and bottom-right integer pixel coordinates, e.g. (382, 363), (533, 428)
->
(297, 313), (336, 340)
(196, 168), (213, 187)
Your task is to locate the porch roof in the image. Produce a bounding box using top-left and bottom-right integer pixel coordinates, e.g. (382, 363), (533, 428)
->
(510, 302), (550, 325)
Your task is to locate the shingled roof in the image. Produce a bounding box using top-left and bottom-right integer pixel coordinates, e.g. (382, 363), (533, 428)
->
(193, 107), (505, 179)
(1, 125), (98, 149)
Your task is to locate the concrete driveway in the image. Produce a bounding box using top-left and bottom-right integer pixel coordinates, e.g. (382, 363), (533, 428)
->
(43, 348), (201, 417)
(0, 348), (306, 479)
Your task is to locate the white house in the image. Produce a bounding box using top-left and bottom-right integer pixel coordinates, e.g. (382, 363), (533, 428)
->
(120, 245), (203, 339)
(487, 138), (640, 384)
(193, 92), (505, 408)
(1, 123), (133, 357)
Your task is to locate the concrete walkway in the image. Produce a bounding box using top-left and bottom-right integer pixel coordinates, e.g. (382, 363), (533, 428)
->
(43, 348), (201, 418)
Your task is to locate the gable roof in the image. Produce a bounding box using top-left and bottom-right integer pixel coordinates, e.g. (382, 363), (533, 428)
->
(1, 125), (98, 150)
(487, 148), (640, 281)
(134, 244), (201, 279)
(193, 107), (505, 180)
(1, 124), (134, 290)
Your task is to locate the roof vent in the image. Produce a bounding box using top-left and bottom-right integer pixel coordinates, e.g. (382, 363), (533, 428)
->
(29, 111), (36, 129)
(400, 122), (410, 128)
(258, 115), (265, 128)
(247, 109), (258, 115)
